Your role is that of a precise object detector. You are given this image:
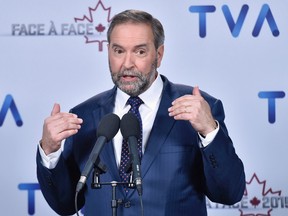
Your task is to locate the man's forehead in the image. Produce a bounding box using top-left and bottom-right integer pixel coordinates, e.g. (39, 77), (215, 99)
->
(110, 23), (153, 39)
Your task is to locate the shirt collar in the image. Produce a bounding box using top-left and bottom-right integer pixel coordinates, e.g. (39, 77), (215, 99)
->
(115, 73), (163, 110)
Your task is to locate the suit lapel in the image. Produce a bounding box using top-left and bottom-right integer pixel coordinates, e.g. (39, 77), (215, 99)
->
(125, 93), (176, 198)
(140, 79), (176, 179)
(91, 87), (122, 184)
(125, 76), (178, 197)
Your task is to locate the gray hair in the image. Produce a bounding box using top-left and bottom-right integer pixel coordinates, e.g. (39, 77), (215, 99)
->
(107, 10), (165, 49)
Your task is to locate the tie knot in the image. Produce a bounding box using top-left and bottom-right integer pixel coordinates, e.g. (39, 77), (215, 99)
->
(127, 96), (143, 110)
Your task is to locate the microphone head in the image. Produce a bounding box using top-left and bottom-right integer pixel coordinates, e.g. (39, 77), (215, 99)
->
(120, 112), (141, 139)
(96, 113), (120, 141)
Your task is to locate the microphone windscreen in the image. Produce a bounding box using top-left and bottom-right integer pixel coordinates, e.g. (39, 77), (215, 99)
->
(120, 112), (141, 139)
(96, 113), (120, 141)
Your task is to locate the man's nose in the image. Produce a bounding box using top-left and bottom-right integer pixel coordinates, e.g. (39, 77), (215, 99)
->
(123, 53), (135, 69)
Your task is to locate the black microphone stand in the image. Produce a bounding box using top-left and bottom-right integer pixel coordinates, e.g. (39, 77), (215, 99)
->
(91, 159), (136, 216)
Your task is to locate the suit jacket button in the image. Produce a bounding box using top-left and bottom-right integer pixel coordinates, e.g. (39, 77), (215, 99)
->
(124, 201), (131, 208)
(46, 176), (53, 186)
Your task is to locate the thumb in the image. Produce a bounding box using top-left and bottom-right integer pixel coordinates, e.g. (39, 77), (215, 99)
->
(192, 86), (201, 96)
(51, 103), (60, 116)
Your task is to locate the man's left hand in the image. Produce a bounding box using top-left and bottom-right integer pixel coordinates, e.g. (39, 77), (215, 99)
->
(168, 86), (217, 136)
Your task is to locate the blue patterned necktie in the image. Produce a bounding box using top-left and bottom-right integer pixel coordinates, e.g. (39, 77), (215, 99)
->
(119, 96), (143, 192)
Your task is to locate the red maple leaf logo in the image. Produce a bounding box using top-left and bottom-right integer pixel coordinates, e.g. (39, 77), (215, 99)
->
(239, 173), (281, 216)
(250, 197), (261, 208)
(95, 23), (105, 34)
(74, 0), (112, 51)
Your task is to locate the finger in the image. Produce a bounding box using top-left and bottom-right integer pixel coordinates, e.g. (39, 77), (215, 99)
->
(168, 105), (186, 116)
(47, 114), (83, 133)
(171, 94), (194, 106)
(169, 101), (194, 118)
(192, 86), (201, 96)
(169, 106), (193, 121)
(51, 103), (60, 116)
(55, 129), (80, 143)
(56, 117), (83, 131)
(48, 112), (79, 122)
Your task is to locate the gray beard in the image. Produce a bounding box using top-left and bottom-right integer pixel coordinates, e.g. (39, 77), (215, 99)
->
(109, 59), (158, 96)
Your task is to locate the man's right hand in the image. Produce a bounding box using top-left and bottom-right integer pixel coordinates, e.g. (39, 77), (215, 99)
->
(40, 103), (83, 155)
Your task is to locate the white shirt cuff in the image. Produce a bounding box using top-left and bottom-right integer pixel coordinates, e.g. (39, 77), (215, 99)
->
(198, 121), (220, 147)
(38, 143), (62, 169)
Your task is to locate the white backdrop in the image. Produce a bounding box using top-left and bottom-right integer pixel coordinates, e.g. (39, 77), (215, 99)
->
(0, 0), (287, 215)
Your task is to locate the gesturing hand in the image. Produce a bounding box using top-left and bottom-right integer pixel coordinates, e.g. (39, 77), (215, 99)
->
(41, 103), (83, 155)
(168, 86), (217, 136)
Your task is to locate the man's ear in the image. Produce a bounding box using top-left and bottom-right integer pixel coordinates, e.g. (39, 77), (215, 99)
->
(156, 45), (164, 68)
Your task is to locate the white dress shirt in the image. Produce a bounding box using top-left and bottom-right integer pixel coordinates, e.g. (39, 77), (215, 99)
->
(113, 73), (163, 166)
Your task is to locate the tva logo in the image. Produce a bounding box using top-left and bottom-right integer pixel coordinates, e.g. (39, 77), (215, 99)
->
(0, 94), (23, 127)
(18, 183), (40, 215)
(189, 4), (279, 38)
(258, 91), (285, 124)
(19, 183), (85, 215)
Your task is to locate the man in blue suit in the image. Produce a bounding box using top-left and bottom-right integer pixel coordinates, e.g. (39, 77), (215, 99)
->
(37, 9), (245, 216)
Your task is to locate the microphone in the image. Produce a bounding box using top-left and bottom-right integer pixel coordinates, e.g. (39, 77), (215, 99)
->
(120, 112), (143, 196)
(76, 113), (120, 193)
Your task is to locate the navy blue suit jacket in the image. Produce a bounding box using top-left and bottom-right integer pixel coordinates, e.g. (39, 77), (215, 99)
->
(37, 75), (245, 216)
